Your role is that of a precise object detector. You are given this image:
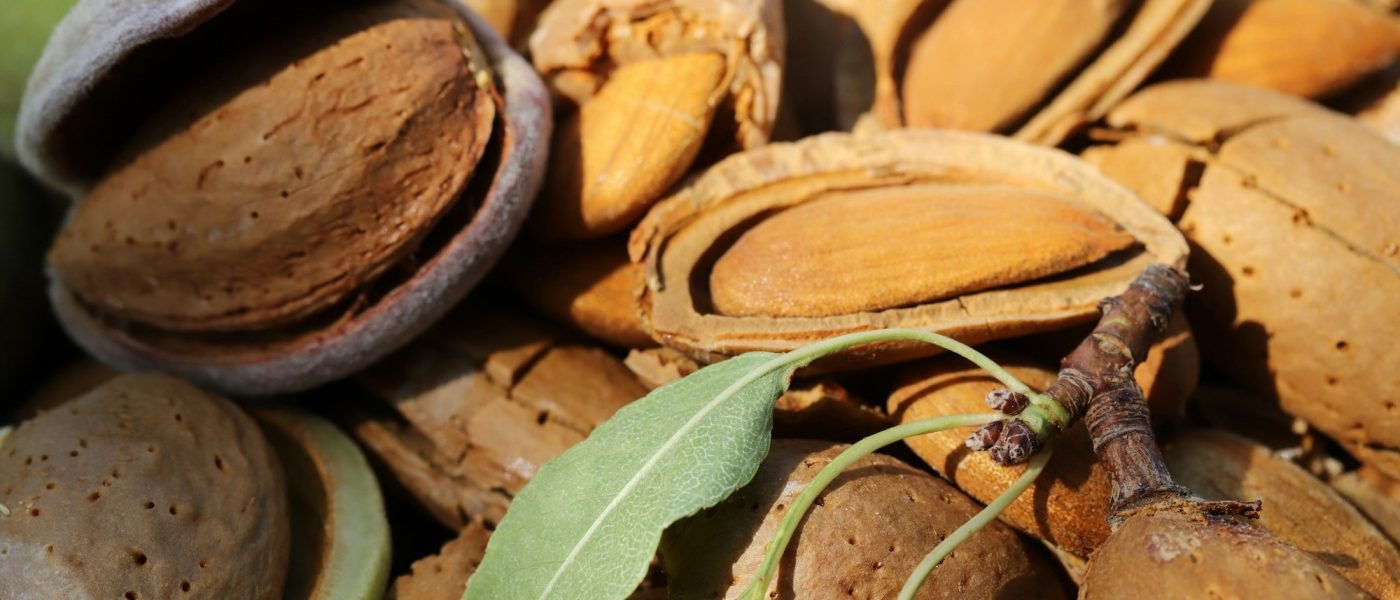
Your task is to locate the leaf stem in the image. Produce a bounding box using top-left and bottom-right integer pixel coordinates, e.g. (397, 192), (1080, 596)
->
(745, 328), (1033, 396)
(897, 448), (1054, 600)
(738, 413), (1002, 600)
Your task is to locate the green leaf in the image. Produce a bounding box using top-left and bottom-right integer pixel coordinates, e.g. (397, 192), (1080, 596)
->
(466, 351), (791, 600)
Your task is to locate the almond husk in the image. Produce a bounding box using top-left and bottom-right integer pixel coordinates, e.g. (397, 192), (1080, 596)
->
(338, 302), (647, 529)
(629, 130), (1187, 367)
(1093, 80), (1400, 481)
(25, 0), (550, 396)
(886, 342), (1192, 558)
(1162, 0), (1400, 100)
(1163, 429), (1400, 598)
(49, 0), (497, 334)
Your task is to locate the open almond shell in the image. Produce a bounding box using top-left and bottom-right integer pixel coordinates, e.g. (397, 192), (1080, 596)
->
(628, 130), (1187, 367)
(19, 0), (550, 396)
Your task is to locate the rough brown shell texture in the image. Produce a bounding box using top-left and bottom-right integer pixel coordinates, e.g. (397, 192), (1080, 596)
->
(818, 0), (1211, 144)
(1091, 80), (1400, 481)
(0, 373), (290, 599)
(389, 518), (491, 599)
(629, 129), (1187, 367)
(1162, 429), (1400, 598)
(887, 340), (1193, 559)
(661, 439), (1069, 599)
(1081, 511), (1367, 599)
(1332, 466), (1400, 545)
(338, 302), (647, 529)
(22, 0), (550, 396)
(1162, 0), (1400, 99)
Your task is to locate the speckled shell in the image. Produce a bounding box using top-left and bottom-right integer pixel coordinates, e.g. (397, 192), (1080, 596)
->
(1093, 80), (1400, 482)
(661, 439), (1069, 599)
(0, 374), (289, 599)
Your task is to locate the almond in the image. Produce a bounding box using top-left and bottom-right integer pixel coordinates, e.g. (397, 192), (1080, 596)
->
(1162, 0), (1400, 99)
(531, 53), (728, 240)
(21, 0), (550, 395)
(630, 130), (1186, 366)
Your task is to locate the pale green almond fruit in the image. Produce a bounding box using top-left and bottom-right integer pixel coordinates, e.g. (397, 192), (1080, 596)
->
(253, 407), (393, 600)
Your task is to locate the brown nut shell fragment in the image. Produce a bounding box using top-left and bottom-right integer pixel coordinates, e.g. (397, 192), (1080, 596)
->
(506, 236), (656, 349)
(49, 0), (496, 334)
(1098, 80), (1400, 480)
(1081, 511), (1367, 599)
(339, 303), (647, 529)
(1163, 0), (1400, 100)
(0, 373), (290, 599)
(630, 130), (1186, 366)
(661, 439), (1069, 599)
(26, 0), (551, 396)
(389, 519), (491, 600)
(1162, 429), (1400, 598)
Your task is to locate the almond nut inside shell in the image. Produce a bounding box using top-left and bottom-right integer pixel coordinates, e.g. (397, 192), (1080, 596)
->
(48, 0), (496, 334)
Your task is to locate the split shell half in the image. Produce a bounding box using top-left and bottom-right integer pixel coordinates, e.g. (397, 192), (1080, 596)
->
(629, 130), (1187, 367)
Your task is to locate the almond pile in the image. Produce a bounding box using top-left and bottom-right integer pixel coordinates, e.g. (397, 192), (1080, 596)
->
(1, 0), (1398, 597)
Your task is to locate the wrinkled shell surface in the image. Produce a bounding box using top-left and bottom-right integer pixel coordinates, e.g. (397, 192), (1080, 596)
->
(662, 439), (1068, 599)
(0, 374), (289, 599)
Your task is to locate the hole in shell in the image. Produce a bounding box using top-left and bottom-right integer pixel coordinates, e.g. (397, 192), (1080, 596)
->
(1335, 341), (1348, 351)
(88, 492), (101, 502)
(143, 501), (155, 510)
(125, 592), (138, 600)
(180, 581), (191, 593)
(169, 505), (179, 516)
(214, 455), (225, 472)
(132, 550), (147, 566)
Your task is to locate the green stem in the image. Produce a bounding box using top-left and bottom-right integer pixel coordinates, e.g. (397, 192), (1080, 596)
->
(738, 413), (1002, 600)
(734, 328), (1033, 400)
(897, 447), (1053, 600)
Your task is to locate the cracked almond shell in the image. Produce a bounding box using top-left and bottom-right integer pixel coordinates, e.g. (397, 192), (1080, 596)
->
(1092, 80), (1400, 482)
(0, 373), (290, 599)
(628, 130), (1187, 366)
(20, 0), (550, 396)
